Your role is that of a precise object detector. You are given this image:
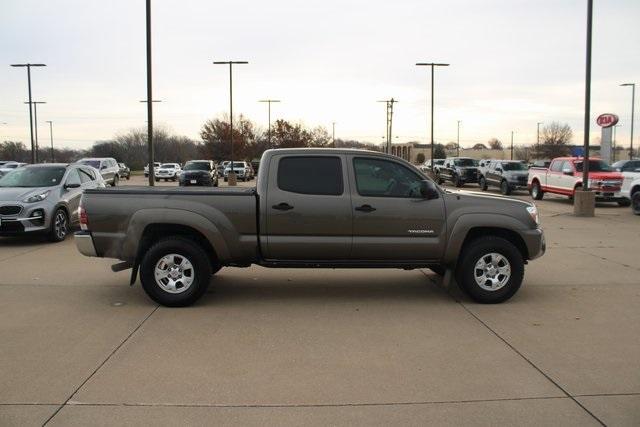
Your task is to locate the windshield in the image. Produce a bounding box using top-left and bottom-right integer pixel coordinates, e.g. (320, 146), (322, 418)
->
(0, 167), (66, 188)
(575, 160), (612, 172)
(454, 158), (476, 167)
(184, 162), (210, 171)
(79, 160), (100, 168)
(502, 162), (527, 171)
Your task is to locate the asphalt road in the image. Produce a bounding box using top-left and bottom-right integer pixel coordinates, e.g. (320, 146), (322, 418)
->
(0, 176), (638, 426)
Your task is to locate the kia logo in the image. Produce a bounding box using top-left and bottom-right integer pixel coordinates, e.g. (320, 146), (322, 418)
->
(596, 113), (619, 128)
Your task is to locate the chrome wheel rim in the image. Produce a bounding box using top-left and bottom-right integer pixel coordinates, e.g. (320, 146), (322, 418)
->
(154, 254), (195, 294)
(532, 185), (539, 198)
(474, 252), (511, 291)
(55, 211), (67, 240)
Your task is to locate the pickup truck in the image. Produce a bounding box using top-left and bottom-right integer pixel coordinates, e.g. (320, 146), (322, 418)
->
(528, 157), (626, 205)
(74, 148), (545, 307)
(613, 159), (640, 214)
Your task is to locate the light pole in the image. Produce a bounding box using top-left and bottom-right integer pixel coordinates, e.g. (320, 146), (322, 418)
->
(144, 0), (155, 186)
(332, 122), (336, 147)
(25, 101), (46, 163)
(259, 99), (280, 149)
(45, 120), (54, 162)
(378, 98), (398, 154)
(510, 130), (515, 160)
(416, 62), (449, 171)
(537, 122), (543, 158)
(456, 120), (461, 157)
(214, 60), (248, 186)
(621, 83), (635, 159)
(10, 63), (46, 164)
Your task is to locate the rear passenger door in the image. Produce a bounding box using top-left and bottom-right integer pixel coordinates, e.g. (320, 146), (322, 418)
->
(263, 154), (353, 260)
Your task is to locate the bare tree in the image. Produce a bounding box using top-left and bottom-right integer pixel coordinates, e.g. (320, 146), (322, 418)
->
(487, 138), (503, 150)
(473, 143), (488, 150)
(539, 121), (572, 159)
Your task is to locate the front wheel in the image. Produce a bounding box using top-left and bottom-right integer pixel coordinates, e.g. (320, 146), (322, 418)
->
(456, 236), (524, 304)
(48, 208), (69, 242)
(112, 176), (119, 187)
(632, 192), (640, 215)
(140, 237), (215, 307)
(530, 181), (544, 200)
(500, 180), (511, 195)
(479, 176), (488, 191)
(454, 175), (463, 187)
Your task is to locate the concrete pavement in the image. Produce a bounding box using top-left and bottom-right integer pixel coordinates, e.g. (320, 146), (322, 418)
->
(0, 179), (638, 426)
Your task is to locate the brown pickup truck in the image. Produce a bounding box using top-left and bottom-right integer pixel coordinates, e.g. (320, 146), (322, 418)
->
(75, 148), (545, 306)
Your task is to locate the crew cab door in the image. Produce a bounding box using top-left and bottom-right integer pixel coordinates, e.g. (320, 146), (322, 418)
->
(347, 155), (446, 261)
(263, 154), (352, 259)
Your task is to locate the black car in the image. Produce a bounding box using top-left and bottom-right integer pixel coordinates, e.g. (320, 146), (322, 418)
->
(437, 157), (480, 187)
(179, 160), (219, 187)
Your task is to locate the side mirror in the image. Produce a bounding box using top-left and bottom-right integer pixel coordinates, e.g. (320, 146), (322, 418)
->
(65, 182), (81, 189)
(100, 165), (107, 170)
(562, 167), (573, 175)
(419, 180), (439, 200)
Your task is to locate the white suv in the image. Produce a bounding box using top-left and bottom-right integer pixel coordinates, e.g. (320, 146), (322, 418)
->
(223, 161), (253, 182)
(154, 163), (182, 182)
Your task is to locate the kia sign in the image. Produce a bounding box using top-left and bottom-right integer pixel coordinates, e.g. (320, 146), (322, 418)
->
(596, 113), (619, 128)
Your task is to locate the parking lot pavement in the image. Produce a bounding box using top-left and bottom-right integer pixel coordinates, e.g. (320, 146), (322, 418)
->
(0, 181), (638, 426)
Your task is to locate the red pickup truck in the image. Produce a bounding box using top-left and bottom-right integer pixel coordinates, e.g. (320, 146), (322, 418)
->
(527, 157), (625, 205)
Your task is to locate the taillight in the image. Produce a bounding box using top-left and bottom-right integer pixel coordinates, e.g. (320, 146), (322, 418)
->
(79, 205), (89, 231)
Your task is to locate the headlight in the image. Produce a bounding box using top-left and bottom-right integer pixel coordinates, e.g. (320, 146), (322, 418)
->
(526, 205), (540, 225)
(23, 190), (50, 203)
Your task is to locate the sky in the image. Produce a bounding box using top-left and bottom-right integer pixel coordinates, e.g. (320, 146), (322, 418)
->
(1, 0), (639, 151)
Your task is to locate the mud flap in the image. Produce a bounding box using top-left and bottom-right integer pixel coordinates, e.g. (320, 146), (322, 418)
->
(130, 262), (139, 286)
(442, 268), (458, 290)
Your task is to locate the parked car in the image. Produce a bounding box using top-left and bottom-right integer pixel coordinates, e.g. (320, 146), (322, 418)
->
(0, 163), (105, 241)
(223, 161), (253, 182)
(118, 163), (131, 180)
(155, 163), (182, 181)
(76, 157), (119, 186)
(75, 148), (545, 307)
(437, 157), (480, 187)
(528, 157), (625, 205)
(614, 160), (640, 214)
(0, 162), (27, 178)
(479, 160), (529, 195)
(419, 159), (445, 173)
(144, 162), (161, 177)
(179, 160), (218, 187)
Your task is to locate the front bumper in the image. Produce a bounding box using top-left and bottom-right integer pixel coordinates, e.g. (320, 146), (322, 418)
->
(0, 208), (49, 236)
(180, 175), (213, 186)
(521, 227), (545, 260)
(75, 231), (97, 257)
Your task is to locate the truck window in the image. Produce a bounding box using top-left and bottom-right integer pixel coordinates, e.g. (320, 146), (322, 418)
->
(277, 156), (343, 195)
(549, 160), (563, 172)
(353, 157), (423, 198)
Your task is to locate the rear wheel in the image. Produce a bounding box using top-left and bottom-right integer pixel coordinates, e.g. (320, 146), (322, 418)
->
(500, 180), (511, 195)
(531, 181), (544, 200)
(48, 208), (69, 242)
(456, 236), (524, 303)
(632, 192), (640, 215)
(454, 175), (463, 187)
(140, 237), (215, 307)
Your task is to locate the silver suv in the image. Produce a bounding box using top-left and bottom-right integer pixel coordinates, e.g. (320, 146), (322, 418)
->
(0, 163), (105, 241)
(76, 158), (119, 186)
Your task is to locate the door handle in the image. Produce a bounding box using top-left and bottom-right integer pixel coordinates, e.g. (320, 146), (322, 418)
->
(272, 202), (294, 211)
(355, 204), (376, 213)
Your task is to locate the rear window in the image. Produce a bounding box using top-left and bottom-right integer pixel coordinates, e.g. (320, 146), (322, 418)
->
(277, 156), (343, 196)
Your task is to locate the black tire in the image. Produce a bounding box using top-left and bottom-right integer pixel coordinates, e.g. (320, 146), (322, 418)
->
(139, 236), (215, 307)
(48, 208), (69, 242)
(126, 176), (130, 180)
(455, 236), (524, 304)
(112, 175), (119, 187)
(479, 176), (488, 191)
(531, 181), (544, 200)
(632, 192), (640, 215)
(214, 179), (219, 187)
(224, 177), (228, 182)
(617, 199), (631, 207)
(454, 175), (463, 187)
(436, 174), (444, 185)
(500, 180), (511, 195)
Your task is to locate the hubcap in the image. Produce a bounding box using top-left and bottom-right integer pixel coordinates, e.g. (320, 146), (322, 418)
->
(154, 254), (195, 294)
(474, 252), (511, 291)
(55, 211), (67, 239)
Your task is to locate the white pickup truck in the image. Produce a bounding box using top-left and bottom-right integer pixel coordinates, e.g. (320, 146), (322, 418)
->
(613, 159), (640, 214)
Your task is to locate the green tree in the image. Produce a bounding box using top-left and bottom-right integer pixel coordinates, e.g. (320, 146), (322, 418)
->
(433, 143), (446, 159)
(416, 153), (426, 164)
